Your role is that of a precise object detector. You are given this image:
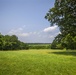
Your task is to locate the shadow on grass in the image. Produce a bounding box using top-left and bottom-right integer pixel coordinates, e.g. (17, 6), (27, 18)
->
(48, 51), (76, 56)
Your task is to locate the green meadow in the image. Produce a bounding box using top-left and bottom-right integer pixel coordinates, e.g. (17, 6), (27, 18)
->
(0, 49), (76, 75)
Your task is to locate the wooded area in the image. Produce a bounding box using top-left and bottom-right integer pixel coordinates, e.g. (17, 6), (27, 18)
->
(0, 33), (29, 50)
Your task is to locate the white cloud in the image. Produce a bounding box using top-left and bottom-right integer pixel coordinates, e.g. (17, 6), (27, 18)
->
(18, 28), (23, 31)
(43, 25), (57, 32)
(33, 32), (37, 34)
(8, 25), (26, 35)
(8, 25), (30, 37)
(7, 25), (59, 43)
(8, 27), (23, 35)
(49, 35), (54, 38)
(18, 33), (29, 37)
(8, 26), (41, 38)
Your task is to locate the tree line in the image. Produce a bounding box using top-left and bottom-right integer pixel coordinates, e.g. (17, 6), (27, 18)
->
(0, 33), (51, 50)
(45, 0), (76, 50)
(0, 33), (29, 50)
(28, 44), (51, 49)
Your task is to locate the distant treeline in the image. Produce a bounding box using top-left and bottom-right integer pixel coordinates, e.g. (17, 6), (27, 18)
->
(0, 33), (52, 50)
(0, 33), (29, 50)
(27, 43), (51, 49)
(1, 32), (76, 50)
(27, 43), (51, 45)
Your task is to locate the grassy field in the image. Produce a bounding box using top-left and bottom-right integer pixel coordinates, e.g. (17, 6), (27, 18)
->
(0, 49), (76, 75)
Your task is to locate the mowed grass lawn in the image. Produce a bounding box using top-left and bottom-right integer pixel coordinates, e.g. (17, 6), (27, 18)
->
(0, 49), (76, 75)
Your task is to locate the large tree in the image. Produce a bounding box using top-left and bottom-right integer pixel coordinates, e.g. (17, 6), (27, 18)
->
(45, 0), (76, 49)
(0, 33), (29, 50)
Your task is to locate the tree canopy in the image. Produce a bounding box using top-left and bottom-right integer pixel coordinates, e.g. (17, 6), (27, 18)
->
(45, 0), (76, 49)
(0, 33), (29, 50)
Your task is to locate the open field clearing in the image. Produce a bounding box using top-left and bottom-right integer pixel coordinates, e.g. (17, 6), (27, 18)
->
(0, 49), (76, 75)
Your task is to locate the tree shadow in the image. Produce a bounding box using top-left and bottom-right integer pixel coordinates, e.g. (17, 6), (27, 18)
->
(48, 51), (76, 56)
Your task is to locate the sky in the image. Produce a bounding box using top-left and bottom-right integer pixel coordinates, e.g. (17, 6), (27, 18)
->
(0, 0), (60, 43)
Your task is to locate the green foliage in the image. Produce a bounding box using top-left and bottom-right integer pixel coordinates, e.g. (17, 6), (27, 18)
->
(61, 34), (76, 49)
(28, 43), (51, 49)
(29, 45), (51, 49)
(51, 34), (63, 49)
(0, 50), (76, 75)
(0, 33), (29, 50)
(51, 34), (76, 50)
(73, 36), (76, 49)
(51, 40), (57, 49)
(45, 0), (76, 49)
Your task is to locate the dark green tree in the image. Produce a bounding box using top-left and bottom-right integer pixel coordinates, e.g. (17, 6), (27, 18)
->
(0, 33), (4, 50)
(45, 0), (76, 49)
(0, 33), (29, 50)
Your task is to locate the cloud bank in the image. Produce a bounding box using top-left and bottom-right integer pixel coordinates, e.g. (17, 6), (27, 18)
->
(8, 25), (59, 43)
(43, 25), (57, 32)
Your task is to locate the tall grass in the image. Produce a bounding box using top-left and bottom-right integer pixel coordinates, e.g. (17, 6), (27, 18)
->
(0, 49), (76, 75)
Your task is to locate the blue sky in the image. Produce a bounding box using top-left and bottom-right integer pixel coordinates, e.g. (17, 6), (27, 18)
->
(0, 0), (60, 43)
